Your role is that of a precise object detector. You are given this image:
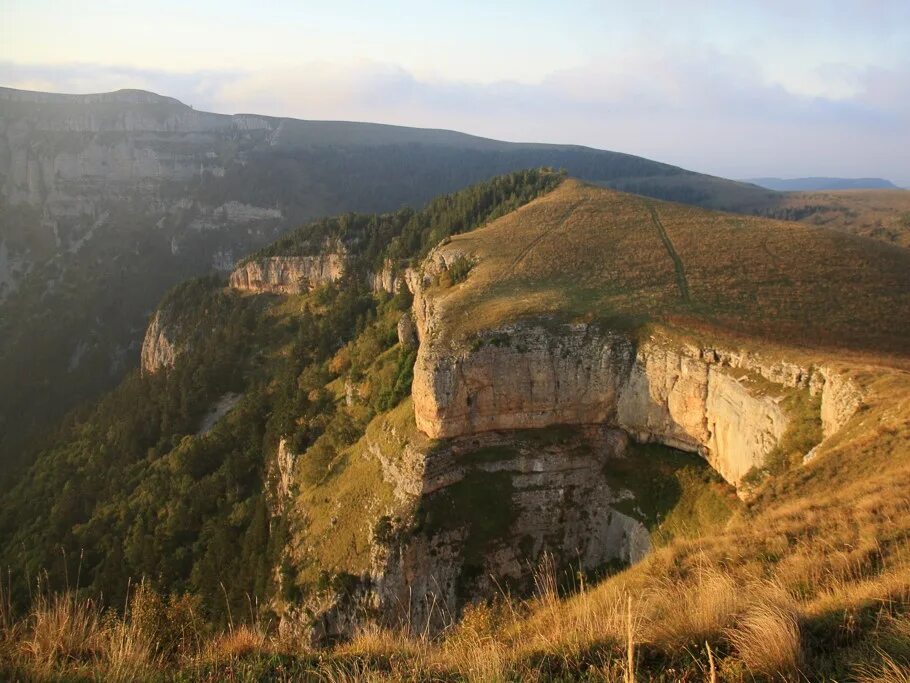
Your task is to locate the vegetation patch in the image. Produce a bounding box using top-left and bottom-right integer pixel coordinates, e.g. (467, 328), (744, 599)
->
(416, 468), (517, 598)
(603, 442), (739, 543)
(743, 388), (823, 487)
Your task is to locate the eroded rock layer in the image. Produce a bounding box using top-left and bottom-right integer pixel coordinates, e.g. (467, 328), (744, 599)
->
(313, 426), (653, 639)
(229, 255), (347, 294)
(140, 309), (181, 375)
(412, 319), (859, 487)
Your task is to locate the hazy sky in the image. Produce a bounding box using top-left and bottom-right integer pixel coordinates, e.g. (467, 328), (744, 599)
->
(2, 0), (909, 185)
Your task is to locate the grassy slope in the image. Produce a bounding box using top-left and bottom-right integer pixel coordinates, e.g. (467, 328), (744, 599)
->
(427, 179), (910, 357)
(288, 188), (910, 679)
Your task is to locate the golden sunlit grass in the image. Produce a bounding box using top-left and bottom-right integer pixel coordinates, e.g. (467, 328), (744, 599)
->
(425, 180), (910, 356)
(726, 596), (801, 676)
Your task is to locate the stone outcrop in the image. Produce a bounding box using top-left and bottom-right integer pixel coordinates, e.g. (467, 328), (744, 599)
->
(616, 341), (790, 485)
(368, 259), (403, 294)
(265, 438), (298, 517)
(414, 324), (634, 437)
(140, 309), (181, 375)
(819, 367), (863, 437)
(397, 313), (418, 348)
(366, 426), (651, 632)
(229, 254), (347, 294)
(412, 320), (861, 487)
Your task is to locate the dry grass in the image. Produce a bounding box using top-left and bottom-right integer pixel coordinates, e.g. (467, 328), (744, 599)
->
(20, 592), (104, 673)
(424, 180), (910, 356)
(856, 655), (910, 683)
(209, 624), (271, 660)
(726, 597), (801, 676)
(646, 565), (740, 647)
(0, 589), (163, 681)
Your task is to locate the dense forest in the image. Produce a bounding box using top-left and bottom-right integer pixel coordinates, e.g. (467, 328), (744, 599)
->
(0, 169), (564, 624)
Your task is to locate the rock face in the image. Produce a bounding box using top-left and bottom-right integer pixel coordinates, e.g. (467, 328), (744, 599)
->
(397, 313), (418, 348)
(414, 324), (634, 437)
(412, 321), (860, 487)
(0, 87), (274, 210)
(820, 367), (863, 438)
(616, 341), (791, 485)
(229, 255), (347, 294)
(366, 426), (651, 632)
(140, 309), (181, 375)
(267, 438), (297, 516)
(368, 260), (403, 294)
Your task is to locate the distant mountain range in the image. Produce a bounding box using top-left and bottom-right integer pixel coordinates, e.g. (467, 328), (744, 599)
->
(745, 177), (900, 191)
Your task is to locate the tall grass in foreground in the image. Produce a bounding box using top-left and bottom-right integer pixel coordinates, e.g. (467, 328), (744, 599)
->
(1, 562), (909, 681)
(3, 384), (910, 681)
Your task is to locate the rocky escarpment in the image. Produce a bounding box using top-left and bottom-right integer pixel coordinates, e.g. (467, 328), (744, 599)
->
(307, 425), (655, 640)
(412, 320), (860, 487)
(140, 309), (181, 375)
(229, 254), (348, 294)
(0, 87), (274, 206)
(368, 259), (404, 294)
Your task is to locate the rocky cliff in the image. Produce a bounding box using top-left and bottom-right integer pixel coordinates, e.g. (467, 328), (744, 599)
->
(0, 87), (274, 209)
(140, 309), (181, 375)
(229, 254), (347, 294)
(411, 316), (859, 488)
(305, 422), (657, 640)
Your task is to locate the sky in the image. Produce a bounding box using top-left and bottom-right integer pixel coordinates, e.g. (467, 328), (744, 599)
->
(2, 0), (909, 185)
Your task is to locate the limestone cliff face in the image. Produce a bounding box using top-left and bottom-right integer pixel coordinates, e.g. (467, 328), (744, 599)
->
(704, 373), (788, 484)
(412, 318), (859, 487)
(229, 255), (347, 294)
(366, 426), (650, 632)
(368, 259), (403, 294)
(140, 309), (181, 375)
(0, 87), (274, 208)
(413, 324), (635, 438)
(616, 341), (790, 485)
(265, 438), (298, 518)
(819, 367), (863, 437)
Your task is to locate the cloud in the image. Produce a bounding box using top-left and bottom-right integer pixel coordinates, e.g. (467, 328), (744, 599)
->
(2, 53), (908, 185)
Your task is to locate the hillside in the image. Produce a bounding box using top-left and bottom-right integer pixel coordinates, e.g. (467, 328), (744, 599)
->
(2, 173), (909, 680)
(0, 86), (778, 486)
(418, 179), (910, 354)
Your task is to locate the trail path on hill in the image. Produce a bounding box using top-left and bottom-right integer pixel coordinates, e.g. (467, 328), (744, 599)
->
(646, 202), (691, 302)
(498, 200), (586, 282)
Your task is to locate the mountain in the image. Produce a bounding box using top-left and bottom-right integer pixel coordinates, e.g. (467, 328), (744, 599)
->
(0, 86), (778, 484)
(3, 172), (909, 679)
(745, 176), (899, 191)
